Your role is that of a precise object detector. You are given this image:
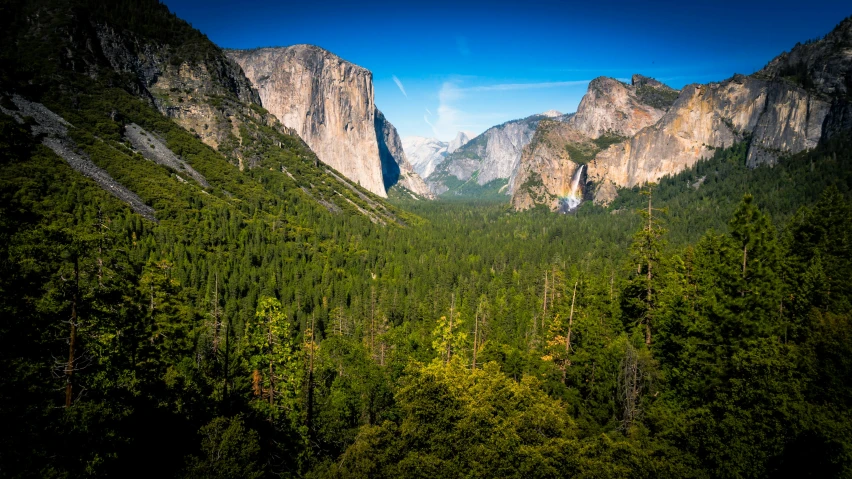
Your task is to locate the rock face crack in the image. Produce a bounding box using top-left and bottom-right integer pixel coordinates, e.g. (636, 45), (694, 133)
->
(1, 94), (157, 221)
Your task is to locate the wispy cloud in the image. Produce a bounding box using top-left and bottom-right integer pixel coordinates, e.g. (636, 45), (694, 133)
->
(423, 114), (439, 137)
(425, 78), (589, 140)
(392, 75), (407, 97)
(461, 80), (590, 92)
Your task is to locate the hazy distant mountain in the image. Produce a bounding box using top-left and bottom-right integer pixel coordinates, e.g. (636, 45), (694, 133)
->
(427, 111), (568, 197)
(447, 131), (474, 153)
(402, 130), (474, 180)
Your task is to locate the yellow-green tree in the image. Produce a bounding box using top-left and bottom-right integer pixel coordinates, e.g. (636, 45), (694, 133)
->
(245, 297), (301, 424)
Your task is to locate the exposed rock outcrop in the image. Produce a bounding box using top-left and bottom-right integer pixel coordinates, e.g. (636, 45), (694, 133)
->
(448, 131), (473, 153)
(587, 75), (830, 202)
(566, 76), (669, 139)
(1, 95), (156, 221)
(402, 136), (449, 178)
(125, 123), (210, 187)
(228, 45), (386, 196)
(511, 120), (589, 211)
(94, 23), (266, 159)
(429, 114), (543, 196)
(228, 45), (430, 199)
(512, 17), (852, 211)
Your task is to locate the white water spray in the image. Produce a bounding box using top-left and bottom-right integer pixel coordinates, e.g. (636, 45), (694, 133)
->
(560, 164), (585, 213)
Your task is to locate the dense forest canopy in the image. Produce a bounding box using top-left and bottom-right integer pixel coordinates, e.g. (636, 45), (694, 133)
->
(1, 0), (851, 478)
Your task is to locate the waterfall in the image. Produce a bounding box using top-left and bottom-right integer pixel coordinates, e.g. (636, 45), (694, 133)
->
(559, 164), (585, 213)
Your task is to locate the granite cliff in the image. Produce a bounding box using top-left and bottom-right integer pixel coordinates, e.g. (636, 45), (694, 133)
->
(511, 120), (590, 211)
(427, 114), (549, 196)
(375, 110), (435, 199)
(0, 0), (407, 224)
(511, 76), (674, 211)
(512, 17), (852, 211)
(228, 46), (431, 198)
(566, 76), (671, 139)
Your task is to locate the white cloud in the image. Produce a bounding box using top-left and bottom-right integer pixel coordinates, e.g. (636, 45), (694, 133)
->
(392, 75), (407, 97)
(426, 79), (587, 140)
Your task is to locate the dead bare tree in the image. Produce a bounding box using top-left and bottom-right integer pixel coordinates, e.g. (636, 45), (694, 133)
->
(618, 343), (642, 430)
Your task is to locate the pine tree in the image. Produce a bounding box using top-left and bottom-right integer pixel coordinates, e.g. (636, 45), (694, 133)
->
(626, 184), (666, 345)
(245, 297), (301, 424)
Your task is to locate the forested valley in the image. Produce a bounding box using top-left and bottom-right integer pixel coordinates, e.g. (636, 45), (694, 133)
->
(1, 0), (852, 478)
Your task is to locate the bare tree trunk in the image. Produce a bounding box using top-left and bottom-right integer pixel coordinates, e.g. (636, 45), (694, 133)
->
(565, 281), (577, 354)
(370, 288), (376, 357)
(620, 344), (641, 429)
(307, 315), (315, 438)
(741, 244), (748, 297)
(646, 192), (653, 345)
(472, 308), (478, 370)
(562, 281), (578, 384)
(212, 274), (221, 354)
(268, 359), (274, 422)
(222, 314), (230, 408)
(65, 257), (79, 408)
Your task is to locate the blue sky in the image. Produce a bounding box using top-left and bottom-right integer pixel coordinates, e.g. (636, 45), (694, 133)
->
(164, 0), (850, 141)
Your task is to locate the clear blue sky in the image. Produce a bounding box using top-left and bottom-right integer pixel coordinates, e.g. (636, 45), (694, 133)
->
(164, 0), (850, 141)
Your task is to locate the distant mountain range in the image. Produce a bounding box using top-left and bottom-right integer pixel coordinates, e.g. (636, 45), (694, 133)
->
(404, 111), (568, 198)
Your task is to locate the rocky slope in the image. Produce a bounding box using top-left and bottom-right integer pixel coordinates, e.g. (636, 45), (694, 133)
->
(428, 113), (550, 196)
(511, 120), (590, 211)
(566, 76), (670, 139)
(588, 75), (830, 203)
(0, 0), (408, 225)
(91, 22), (278, 170)
(401, 130), (473, 180)
(755, 16), (852, 140)
(228, 45), (430, 199)
(511, 76), (675, 211)
(447, 131), (473, 153)
(513, 17), (852, 210)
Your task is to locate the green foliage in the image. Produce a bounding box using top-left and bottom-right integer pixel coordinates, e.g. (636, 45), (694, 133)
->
(2, 0), (852, 477)
(184, 415), (264, 479)
(635, 84), (681, 110)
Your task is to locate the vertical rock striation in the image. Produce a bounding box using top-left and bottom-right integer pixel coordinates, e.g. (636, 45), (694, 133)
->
(587, 75), (830, 203)
(228, 45), (386, 196)
(228, 45), (431, 199)
(566, 77), (669, 139)
(511, 120), (589, 211)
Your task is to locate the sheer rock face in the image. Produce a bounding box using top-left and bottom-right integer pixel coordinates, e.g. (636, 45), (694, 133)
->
(587, 76), (830, 203)
(375, 110), (435, 199)
(511, 121), (587, 211)
(482, 120), (539, 186)
(429, 117), (539, 195)
(585, 19), (852, 204)
(228, 45), (396, 197)
(566, 77), (668, 139)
